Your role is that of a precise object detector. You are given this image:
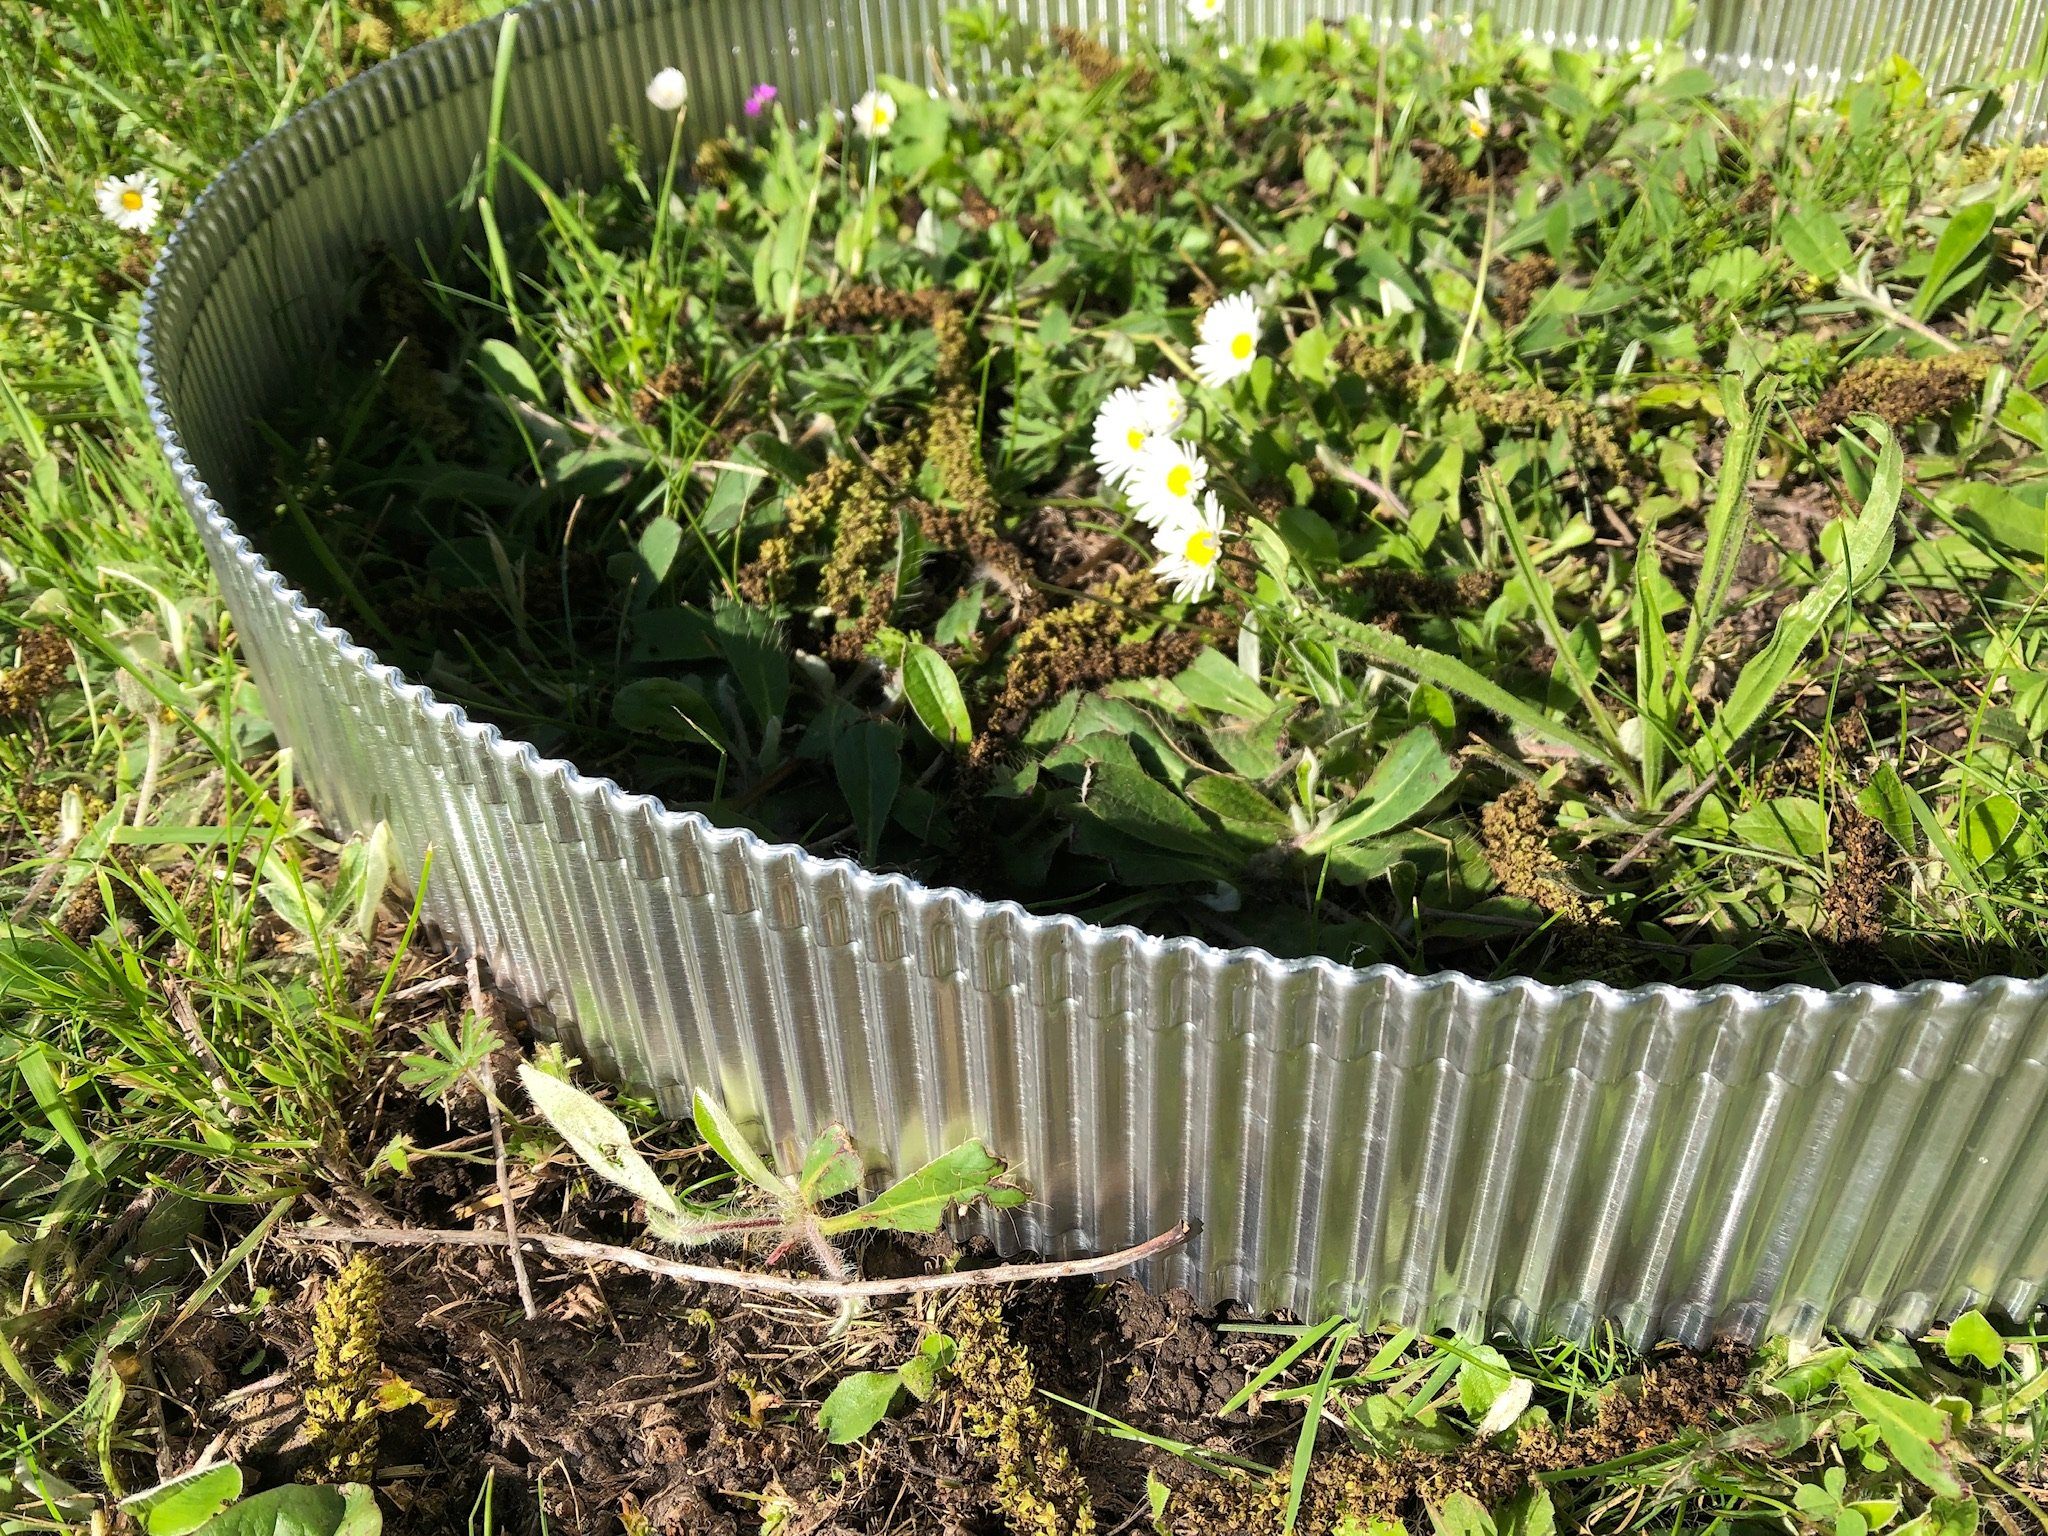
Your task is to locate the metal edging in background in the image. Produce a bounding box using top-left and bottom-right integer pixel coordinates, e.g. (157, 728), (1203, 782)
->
(138, 0), (2048, 1346)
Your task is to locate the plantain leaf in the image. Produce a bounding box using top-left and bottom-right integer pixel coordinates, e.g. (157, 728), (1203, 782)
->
(691, 1087), (784, 1196)
(798, 1123), (864, 1205)
(1301, 728), (1459, 856)
(822, 1140), (1017, 1234)
(519, 1064), (682, 1217)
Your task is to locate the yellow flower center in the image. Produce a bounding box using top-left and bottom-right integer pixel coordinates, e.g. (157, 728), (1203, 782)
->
(1127, 427), (1147, 450)
(1184, 529), (1220, 567)
(121, 189), (144, 210)
(1165, 464), (1193, 498)
(1230, 332), (1253, 359)
(1467, 117), (1489, 139)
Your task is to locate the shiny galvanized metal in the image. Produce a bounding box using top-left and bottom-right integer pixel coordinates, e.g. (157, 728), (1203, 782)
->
(140, 0), (2048, 1346)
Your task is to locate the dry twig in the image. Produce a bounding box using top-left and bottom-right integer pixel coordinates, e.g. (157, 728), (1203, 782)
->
(284, 1219), (1194, 1300)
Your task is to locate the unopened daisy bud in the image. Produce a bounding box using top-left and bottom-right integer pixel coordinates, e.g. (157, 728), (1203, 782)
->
(646, 67), (689, 112)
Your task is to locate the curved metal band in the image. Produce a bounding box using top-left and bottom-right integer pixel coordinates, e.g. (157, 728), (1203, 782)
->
(140, 0), (2048, 1343)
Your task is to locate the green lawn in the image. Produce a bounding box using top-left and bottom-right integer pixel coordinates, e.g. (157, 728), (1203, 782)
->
(4, 4), (2048, 1534)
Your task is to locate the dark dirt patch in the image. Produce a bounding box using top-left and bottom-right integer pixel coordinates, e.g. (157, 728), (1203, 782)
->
(121, 939), (1770, 1536)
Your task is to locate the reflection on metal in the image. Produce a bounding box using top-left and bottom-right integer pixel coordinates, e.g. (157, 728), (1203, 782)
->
(141, 0), (2048, 1344)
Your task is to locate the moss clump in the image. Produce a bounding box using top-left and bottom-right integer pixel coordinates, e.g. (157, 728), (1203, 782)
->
(302, 1254), (386, 1484)
(972, 572), (1202, 765)
(949, 1290), (1095, 1536)
(631, 358), (700, 423)
(1801, 350), (1997, 436)
(1492, 253), (1556, 328)
(1823, 800), (1894, 954)
(1053, 26), (1151, 92)
(1479, 782), (1607, 929)
(0, 627), (71, 718)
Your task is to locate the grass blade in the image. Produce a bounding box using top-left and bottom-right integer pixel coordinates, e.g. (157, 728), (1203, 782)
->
(1673, 375), (1771, 699)
(1697, 426), (1902, 763)
(1309, 608), (1640, 796)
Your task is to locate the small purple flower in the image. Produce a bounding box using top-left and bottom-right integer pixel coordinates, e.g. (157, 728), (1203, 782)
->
(744, 82), (778, 118)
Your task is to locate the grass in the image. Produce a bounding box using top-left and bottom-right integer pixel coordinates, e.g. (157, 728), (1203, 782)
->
(2, 2), (2048, 1533)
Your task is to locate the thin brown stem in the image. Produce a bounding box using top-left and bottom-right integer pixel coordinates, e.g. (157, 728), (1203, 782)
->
(282, 1220), (1194, 1300)
(469, 955), (536, 1321)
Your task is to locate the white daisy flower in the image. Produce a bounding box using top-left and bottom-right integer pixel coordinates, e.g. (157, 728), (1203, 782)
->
(852, 88), (898, 140)
(1150, 492), (1228, 603)
(1134, 373), (1187, 435)
(1460, 87), (1494, 140)
(1091, 387), (1157, 486)
(1184, 0), (1226, 22)
(1126, 436), (1209, 528)
(1191, 289), (1262, 389)
(95, 171), (160, 234)
(645, 67), (689, 113)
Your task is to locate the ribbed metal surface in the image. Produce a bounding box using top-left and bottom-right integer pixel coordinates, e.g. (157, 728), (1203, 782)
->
(140, 0), (2048, 1345)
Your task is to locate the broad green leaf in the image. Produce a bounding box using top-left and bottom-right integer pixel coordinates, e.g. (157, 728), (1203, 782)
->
(824, 1140), (1014, 1234)
(799, 1124), (864, 1205)
(474, 338), (545, 403)
(520, 1065), (684, 1218)
(1455, 1344), (1524, 1427)
(1999, 390), (2048, 451)
(691, 1088), (784, 1196)
(1841, 1369), (1964, 1498)
(1187, 774), (1290, 832)
(1856, 763), (1916, 852)
(1498, 1486), (1556, 1536)
(1174, 648), (1277, 718)
(1700, 426), (1901, 763)
(1730, 796), (1828, 861)
(635, 516), (684, 588)
(1913, 202), (1996, 319)
(710, 598), (790, 726)
(902, 643), (973, 750)
(832, 718), (903, 859)
(1780, 208), (1855, 281)
(818, 1371), (905, 1443)
(611, 677), (728, 749)
(1070, 751), (1215, 856)
(1302, 728), (1459, 856)
(1428, 1491), (1497, 1536)
(1961, 794), (2022, 868)
(122, 1464), (244, 1536)
(1940, 482), (2046, 558)
(192, 1483), (379, 1536)
(897, 1333), (956, 1401)
(1892, 1498), (1978, 1536)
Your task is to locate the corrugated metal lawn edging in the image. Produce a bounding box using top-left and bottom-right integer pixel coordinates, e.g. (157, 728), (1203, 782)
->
(139, 0), (2048, 1347)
